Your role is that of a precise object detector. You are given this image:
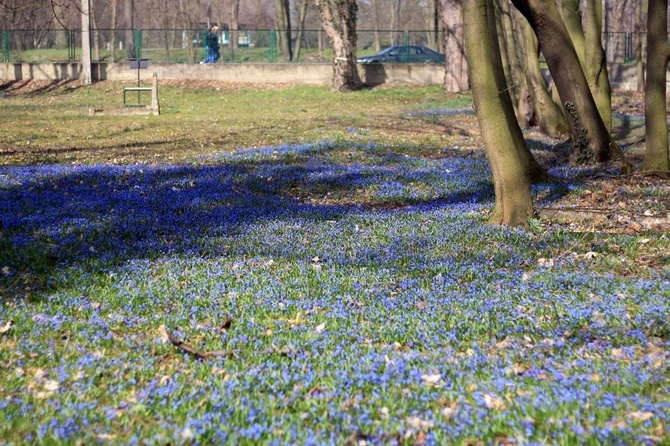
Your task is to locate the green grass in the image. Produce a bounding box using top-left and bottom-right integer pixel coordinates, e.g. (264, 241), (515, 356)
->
(0, 82), (472, 166)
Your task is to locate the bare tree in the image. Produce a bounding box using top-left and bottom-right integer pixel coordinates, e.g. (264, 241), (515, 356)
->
(511, 0), (621, 163)
(315, 0), (362, 91)
(294, 0), (309, 61)
(441, 0), (469, 92)
(642, 0), (670, 175)
(275, 0), (292, 60)
(464, 0), (534, 227)
(229, 0), (240, 60)
(635, 0), (647, 92)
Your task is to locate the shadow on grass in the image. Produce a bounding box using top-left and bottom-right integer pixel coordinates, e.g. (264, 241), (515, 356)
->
(0, 79), (83, 97)
(0, 142), (568, 299)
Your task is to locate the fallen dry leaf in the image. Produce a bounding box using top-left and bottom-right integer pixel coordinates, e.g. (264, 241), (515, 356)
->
(0, 320), (13, 335)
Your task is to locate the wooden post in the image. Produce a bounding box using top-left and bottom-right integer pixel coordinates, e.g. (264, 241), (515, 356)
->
(151, 73), (160, 116)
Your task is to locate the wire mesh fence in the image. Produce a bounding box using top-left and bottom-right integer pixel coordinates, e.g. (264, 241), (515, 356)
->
(0, 28), (644, 65)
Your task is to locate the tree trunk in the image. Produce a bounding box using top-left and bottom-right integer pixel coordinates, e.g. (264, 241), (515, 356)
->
(519, 15), (569, 137)
(90, 0), (100, 62)
(276, 0), (293, 61)
(294, 0), (309, 61)
(560, 0), (586, 67)
(441, 0), (469, 92)
(493, 0), (521, 127)
(584, 0), (612, 132)
(315, 0), (362, 92)
(111, 0), (118, 62)
(500, 0), (535, 128)
(511, 0), (621, 164)
(635, 0), (646, 92)
(464, 0), (534, 227)
(53, 3), (68, 49)
(371, 0), (381, 52)
(230, 0), (240, 61)
(178, 0), (195, 62)
(427, 0), (441, 51)
(642, 0), (670, 175)
(124, 0), (134, 59)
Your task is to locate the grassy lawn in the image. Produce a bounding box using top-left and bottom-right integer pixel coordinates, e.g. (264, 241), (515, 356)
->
(0, 80), (668, 444)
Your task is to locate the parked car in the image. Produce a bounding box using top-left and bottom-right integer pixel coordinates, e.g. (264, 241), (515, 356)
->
(356, 45), (445, 64)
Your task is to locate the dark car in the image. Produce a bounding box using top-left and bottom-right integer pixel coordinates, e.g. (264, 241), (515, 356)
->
(356, 45), (445, 64)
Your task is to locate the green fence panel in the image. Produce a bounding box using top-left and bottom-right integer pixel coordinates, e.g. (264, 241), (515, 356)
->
(269, 30), (276, 63)
(0, 28), (646, 65)
(1, 31), (9, 62)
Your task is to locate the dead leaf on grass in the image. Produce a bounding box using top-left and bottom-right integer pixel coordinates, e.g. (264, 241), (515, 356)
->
(0, 320), (13, 335)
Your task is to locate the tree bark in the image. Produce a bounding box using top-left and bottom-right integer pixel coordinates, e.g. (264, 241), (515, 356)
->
(635, 0), (646, 92)
(315, 0), (362, 92)
(511, 0), (621, 164)
(493, 0), (521, 127)
(124, 0), (134, 59)
(111, 0), (118, 62)
(583, 0), (612, 132)
(371, 0), (381, 52)
(276, 0), (293, 61)
(294, 0), (309, 61)
(642, 0), (670, 175)
(519, 14), (569, 137)
(230, 0), (240, 61)
(500, 0), (535, 128)
(441, 0), (469, 92)
(464, 0), (534, 227)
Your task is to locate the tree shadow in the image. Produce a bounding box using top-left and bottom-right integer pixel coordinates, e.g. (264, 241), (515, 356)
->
(0, 146), (502, 299)
(0, 79), (83, 97)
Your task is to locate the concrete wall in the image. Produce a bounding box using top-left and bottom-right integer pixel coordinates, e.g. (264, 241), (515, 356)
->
(0, 61), (445, 86)
(0, 61), (651, 90)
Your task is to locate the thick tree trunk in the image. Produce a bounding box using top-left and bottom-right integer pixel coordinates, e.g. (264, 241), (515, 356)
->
(315, 0), (362, 92)
(643, 0), (670, 175)
(560, 0), (611, 132)
(519, 17), (569, 137)
(464, 0), (534, 228)
(511, 0), (621, 164)
(441, 0), (469, 92)
(560, 0), (586, 66)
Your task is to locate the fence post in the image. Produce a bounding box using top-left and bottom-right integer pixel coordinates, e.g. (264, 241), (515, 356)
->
(134, 29), (142, 58)
(67, 30), (75, 62)
(269, 30), (276, 63)
(1, 31), (9, 62)
(624, 32), (633, 64)
(403, 31), (409, 63)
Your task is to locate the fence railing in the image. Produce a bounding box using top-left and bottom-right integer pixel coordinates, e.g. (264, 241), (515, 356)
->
(0, 28), (643, 64)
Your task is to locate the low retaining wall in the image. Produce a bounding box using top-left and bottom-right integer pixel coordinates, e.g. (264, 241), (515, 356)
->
(0, 62), (445, 86)
(0, 61), (652, 90)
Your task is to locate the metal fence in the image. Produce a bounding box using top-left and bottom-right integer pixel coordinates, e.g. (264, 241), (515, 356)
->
(0, 28), (643, 64)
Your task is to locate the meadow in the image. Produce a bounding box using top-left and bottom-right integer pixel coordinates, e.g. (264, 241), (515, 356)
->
(0, 80), (668, 444)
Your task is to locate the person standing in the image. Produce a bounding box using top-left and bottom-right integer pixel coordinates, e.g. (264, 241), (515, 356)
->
(201, 25), (220, 63)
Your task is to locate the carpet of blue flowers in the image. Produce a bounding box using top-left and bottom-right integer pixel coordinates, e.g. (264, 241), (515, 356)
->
(1, 140), (669, 445)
